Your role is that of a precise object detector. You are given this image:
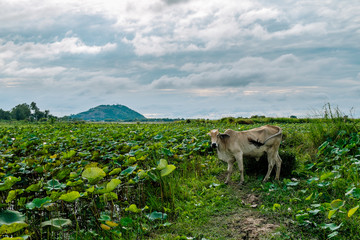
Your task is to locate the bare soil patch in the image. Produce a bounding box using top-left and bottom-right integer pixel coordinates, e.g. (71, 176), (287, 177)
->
(214, 177), (280, 240)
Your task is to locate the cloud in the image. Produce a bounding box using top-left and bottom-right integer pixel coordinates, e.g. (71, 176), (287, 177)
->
(0, 0), (359, 118)
(0, 37), (116, 61)
(150, 54), (305, 90)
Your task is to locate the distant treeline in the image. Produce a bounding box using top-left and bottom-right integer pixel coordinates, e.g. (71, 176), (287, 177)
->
(0, 102), (56, 122)
(186, 115), (358, 125)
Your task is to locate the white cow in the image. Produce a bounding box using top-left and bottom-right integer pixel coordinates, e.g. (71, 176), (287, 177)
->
(208, 125), (282, 184)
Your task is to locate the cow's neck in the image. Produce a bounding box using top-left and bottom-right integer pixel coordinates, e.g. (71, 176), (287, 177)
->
(217, 141), (227, 152)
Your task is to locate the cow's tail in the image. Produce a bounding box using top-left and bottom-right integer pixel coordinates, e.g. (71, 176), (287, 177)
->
(263, 127), (282, 145)
(248, 127), (282, 147)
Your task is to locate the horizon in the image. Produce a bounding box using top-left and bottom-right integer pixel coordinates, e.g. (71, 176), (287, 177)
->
(1, 1), (359, 119)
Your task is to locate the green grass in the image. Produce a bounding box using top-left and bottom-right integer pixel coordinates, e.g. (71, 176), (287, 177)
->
(1, 115), (360, 239)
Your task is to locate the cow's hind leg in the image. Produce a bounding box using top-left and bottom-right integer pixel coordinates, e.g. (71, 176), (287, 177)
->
(275, 152), (282, 180)
(225, 159), (235, 184)
(264, 151), (276, 182)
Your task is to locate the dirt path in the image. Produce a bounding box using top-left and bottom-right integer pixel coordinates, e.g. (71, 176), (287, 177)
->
(211, 177), (281, 240)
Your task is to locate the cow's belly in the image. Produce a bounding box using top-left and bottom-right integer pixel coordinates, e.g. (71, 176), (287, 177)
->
(217, 150), (234, 163)
(244, 149), (265, 158)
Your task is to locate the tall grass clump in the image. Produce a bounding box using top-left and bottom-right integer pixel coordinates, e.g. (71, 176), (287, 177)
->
(308, 103), (358, 148)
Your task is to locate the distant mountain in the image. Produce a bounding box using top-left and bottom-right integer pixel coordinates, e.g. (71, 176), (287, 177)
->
(70, 105), (146, 121)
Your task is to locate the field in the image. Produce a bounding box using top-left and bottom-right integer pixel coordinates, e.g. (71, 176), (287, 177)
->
(1, 117), (360, 239)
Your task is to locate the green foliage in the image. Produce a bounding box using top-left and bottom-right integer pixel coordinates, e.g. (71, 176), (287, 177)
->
(0, 116), (359, 239)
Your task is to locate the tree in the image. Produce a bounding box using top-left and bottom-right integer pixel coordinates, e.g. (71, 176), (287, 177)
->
(11, 103), (31, 120)
(0, 109), (11, 120)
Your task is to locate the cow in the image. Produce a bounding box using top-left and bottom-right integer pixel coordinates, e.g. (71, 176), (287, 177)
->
(208, 125), (282, 185)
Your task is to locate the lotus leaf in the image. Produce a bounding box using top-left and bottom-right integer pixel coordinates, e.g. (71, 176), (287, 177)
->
(99, 213), (111, 222)
(102, 192), (118, 201)
(330, 199), (345, 209)
(26, 197), (52, 210)
(161, 165), (176, 177)
(45, 179), (66, 191)
(59, 191), (81, 202)
(6, 190), (16, 203)
(109, 168), (122, 176)
(66, 179), (83, 187)
(82, 167), (106, 184)
(146, 211), (167, 221)
(0, 210), (28, 235)
(41, 218), (72, 230)
(348, 205), (359, 217)
(56, 168), (71, 180)
(156, 159), (167, 170)
(126, 204), (141, 213)
(0, 176), (21, 191)
(120, 165), (137, 176)
(26, 181), (42, 192)
(106, 179), (121, 192)
(105, 221), (118, 227)
(100, 223), (111, 230)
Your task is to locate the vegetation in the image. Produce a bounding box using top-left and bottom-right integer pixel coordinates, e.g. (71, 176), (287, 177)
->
(0, 102), (54, 122)
(1, 107), (360, 239)
(69, 105), (146, 122)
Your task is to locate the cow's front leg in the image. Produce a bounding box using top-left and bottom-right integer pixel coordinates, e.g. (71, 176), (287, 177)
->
(234, 152), (244, 185)
(225, 159), (235, 184)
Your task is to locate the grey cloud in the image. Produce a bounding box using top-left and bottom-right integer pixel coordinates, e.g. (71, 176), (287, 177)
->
(161, 0), (189, 5)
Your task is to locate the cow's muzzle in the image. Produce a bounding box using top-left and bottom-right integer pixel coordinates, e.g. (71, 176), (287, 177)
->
(211, 143), (218, 149)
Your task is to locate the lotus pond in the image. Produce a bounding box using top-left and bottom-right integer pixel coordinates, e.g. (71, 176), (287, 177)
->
(0, 120), (360, 239)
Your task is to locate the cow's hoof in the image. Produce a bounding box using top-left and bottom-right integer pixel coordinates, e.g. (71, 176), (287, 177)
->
(224, 181), (229, 185)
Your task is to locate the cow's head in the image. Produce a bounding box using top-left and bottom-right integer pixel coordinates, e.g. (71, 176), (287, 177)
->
(207, 129), (230, 148)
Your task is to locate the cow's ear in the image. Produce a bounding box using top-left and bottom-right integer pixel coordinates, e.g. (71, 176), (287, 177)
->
(207, 132), (211, 136)
(219, 134), (230, 140)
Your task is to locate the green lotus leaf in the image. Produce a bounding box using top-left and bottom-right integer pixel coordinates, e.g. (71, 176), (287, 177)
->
(106, 179), (121, 192)
(82, 167), (106, 184)
(1, 236), (28, 240)
(45, 179), (66, 191)
(109, 168), (122, 176)
(86, 186), (95, 193)
(59, 191), (81, 202)
(146, 211), (167, 221)
(102, 192), (118, 201)
(56, 168), (71, 181)
(161, 164), (176, 177)
(0, 210), (28, 235)
(99, 213), (111, 222)
(66, 179), (83, 187)
(25, 197), (52, 210)
(26, 181), (42, 192)
(41, 218), (72, 230)
(6, 190), (17, 203)
(330, 199), (345, 210)
(0, 176), (21, 191)
(156, 159), (168, 170)
(120, 165), (137, 176)
(125, 204), (141, 213)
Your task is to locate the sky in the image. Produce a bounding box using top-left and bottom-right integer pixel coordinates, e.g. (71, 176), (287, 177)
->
(1, 0), (359, 119)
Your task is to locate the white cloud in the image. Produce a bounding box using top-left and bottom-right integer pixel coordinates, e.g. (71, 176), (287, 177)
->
(0, 0), (359, 118)
(0, 37), (116, 61)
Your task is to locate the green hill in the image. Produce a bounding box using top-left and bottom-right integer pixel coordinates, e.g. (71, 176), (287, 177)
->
(70, 105), (146, 121)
